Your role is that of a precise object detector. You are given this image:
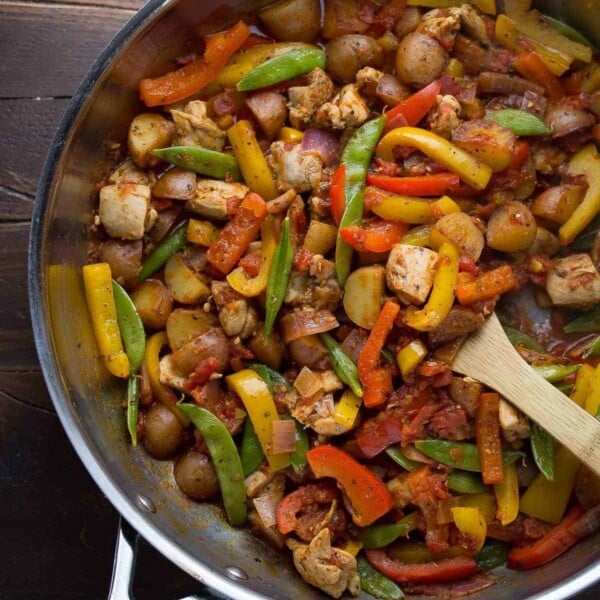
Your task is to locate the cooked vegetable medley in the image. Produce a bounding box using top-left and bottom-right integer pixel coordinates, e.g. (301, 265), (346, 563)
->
(84, 0), (600, 596)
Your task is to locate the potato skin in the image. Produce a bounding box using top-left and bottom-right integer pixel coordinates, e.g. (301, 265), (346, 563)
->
(433, 213), (485, 262)
(487, 201), (537, 252)
(174, 450), (220, 501)
(259, 0), (321, 42)
(343, 265), (386, 329)
(152, 168), (196, 201)
(326, 35), (384, 83)
(531, 185), (583, 227)
(131, 279), (173, 330)
(128, 113), (175, 169)
(143, 404), (184, 459)
(394, 6), (422, 40)
(395, 32), (447, 88)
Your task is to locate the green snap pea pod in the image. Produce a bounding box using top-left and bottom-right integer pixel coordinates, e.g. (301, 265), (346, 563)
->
(240, 418), (265, 477)
(381, 347), (395, 363)
(178, 403), (247, 526)
(319, 332), (363, 397)
(447, 470), (488, 494)
(247, 362), (292, 392)
(502, 325), (545, 352)
(476, 540), (508, 571)
(237, 48), (326, 92)
(265, 217), (293, 335)
(357, 556), (405, 599)
(565, 306), (600, 333)
(530, 422), (555, 481)
(139, 221), (188, 281)
(385, 446), (420, 472)
(153, 147), (242, 181)
(127, 376), (140, 446)
(557, 382), (575, 395)
(359, 512), (419, 549)
(571, 215), (600, 252)
(336, 116), (386, 285)
(290, 420), (309, 473)
(485, 109), (550, 136)
(414, 440), (524, 472)
(584, 335), (600, 359)
(532, 363), (580, 383)
(543, 15), (594, 47)
(112, 280), (145, 373)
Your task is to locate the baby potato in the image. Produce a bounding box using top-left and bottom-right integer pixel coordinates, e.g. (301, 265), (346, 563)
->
(152, 168), (196, 200)
(128, 113), (175, 168)
(531, 185), (583, 226)
(487, 201), (537, 252)
(343, 265), (386, 329)
(395, 32), (447, 88)
(432, 213), (485, 261)
(131, 279), (173, 330)
(451, 120), (515, 173)
(326, 35), (384, 83)
(166, 308), (219, 351)
(259, 0), (321, 42)
(164, 253), (211, 304)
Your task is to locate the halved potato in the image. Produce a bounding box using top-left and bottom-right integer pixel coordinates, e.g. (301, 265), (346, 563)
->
(343, 265), (386, 329)
(432, 213), (485, 261)
(166, 308), (219, 351)
(164, 253), (211, 304)
(152, 168), (196, 200)
(131, 279), (173, 330)
(531, 185), (583, 226)
(303, 220), (338, 256)
(128, 113), (175, 168)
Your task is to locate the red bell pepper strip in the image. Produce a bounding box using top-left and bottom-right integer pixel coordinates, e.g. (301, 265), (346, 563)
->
(340, 220), (408, 253)
(306, 444), (393, 527)
(358, 300), (399, 408)
(206, 192), (267, 274)
(329, 165), (346, 225)
(456, 265), (517, 305)
(384, 79), (442, 133)
(366, 173), (460, 196)
(366, 551), (479, 584)
(509, 140), (530, 171)
(513, 51), (564, 103)
(140, 21), (250, 107)
(507, 506), (585, 570)
(475, 392), (504, 485)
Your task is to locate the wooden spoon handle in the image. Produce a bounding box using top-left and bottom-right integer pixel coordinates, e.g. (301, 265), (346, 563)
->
(453, 314), (600, 477)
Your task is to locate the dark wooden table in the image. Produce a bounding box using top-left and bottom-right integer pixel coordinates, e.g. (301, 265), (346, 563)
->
(1, 1), (599, 598)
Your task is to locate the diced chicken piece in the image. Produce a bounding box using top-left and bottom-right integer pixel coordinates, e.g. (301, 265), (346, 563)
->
(316, 84), (370, 130)
(288, 68), (335, 129)
(429, 94), (462, 139)
(287, 529), (360, 599)
(546, 254), (600, 309)
(499, 398), (530, 443)
(211, 280), (259, 339)
(283, 390), (352, 436)
(268, 141), (323, 193)
(185, 180), (249, 220)
(170, 100), (226, 151)
(317, 370), (344, 393)
(458, 4), (489, 46)
(417, 8), (461, 49)
(252, 473), (286, 528)
(245, 466), (274, 497)
(387, 473), (413, 510)
(159, 354), (188, 393)
(355, 66), (384, 96)
(108, 158), (155, 185)
(386, 244), (439, 305)
(98, 183), (152, 240)
(285, 255), (342, 311)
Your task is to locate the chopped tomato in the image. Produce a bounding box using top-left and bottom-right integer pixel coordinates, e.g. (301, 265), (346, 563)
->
(340, 220), (407, 252)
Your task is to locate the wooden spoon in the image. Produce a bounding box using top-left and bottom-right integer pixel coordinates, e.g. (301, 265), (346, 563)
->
(452, 312), (600, 477)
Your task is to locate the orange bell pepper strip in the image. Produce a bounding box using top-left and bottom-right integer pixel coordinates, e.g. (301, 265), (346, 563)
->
(340, 220), (408, 253)
(507, 505), (585, 570)
(513, 51), (564, 102)
(139, 21), (250, 107)
(358, 300), (399, 408)
(384, 79), (442, 133)
(306, 444), (393, 526)
(456, 265), (516, 305)
(475, 392), (503, 485)
(329, 165), (345, 225)
(366, 173), (460, 196)
(206, 192), (267, 274)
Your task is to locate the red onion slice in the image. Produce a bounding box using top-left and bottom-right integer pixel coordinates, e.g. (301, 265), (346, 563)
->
(301, 129), (340, 166)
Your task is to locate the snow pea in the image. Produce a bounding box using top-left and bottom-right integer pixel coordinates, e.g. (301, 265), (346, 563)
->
(247, 362), (291, 392)
(112, 280), (145, 373)
(486, 109), (550, 136)
(359, 512), (419, 549)
(531, 422), (555, 481)
(319, 332), (363, 397)
(127, 376), (140, 447)
(240, 418), (264, 477)
(543, 15), (593, 47)
(153, 146), (242, 181)
(290, 420), (309, 474)
(414, 440), (524, 472)
(447, 470), (488, 494)
(532, 363), (580, 383)
(357, 556), (405, 599)
(476, 540), (508, 571)
(178, 403), (247, 526)
(335, 117), (386, 285)
(386, 446), (420, 472)
(237, 47), (325, 91)
(584, 335), (600, 359)
(565, 305), (600, 333)
(265, 217), (293, 335)
(139, 221), (188, 281)
(502, 325), (545, 352)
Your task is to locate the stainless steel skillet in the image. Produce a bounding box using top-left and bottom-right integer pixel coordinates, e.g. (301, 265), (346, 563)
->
(28, 0), (600, 597)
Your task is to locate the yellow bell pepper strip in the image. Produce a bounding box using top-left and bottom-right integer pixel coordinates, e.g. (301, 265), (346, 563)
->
(227, 120), (278, 200)
(306, 444), (394, 526)
(396, 340), (428, 377)
(560, 144), (600, 245)
(493, 463), (519, 526)
(82, 263), (130, 379)
(139, 21), (250, 106)
(279, 127), (304, 143)
(451, 493), (497, 524)
(451, 506), (487, 552)
(520, 445), (580, 524)
(226, 369), (290, 471)
(403, 242), (459, 332)
(334, 390), (362, 429)
(376, 127), (492, 191)
(343, 540), (363, 557)
(144, 332), (189, 426)
(187, 219), (219, 247)
(178, 403), (247, 526)
(402, 224), (432, 246)
(406, 0), (496, 14)
(572, 363), (595, 408)
(226, 216), (277, 297)
(584, 363), (600, 417)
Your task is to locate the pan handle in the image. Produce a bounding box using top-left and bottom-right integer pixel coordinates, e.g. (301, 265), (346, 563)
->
(107, 517), (225, 600)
